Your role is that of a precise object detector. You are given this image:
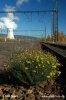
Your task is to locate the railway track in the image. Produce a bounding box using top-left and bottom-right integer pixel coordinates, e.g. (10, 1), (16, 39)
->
(41, 42), (66, 99)
(41, 42), (66, 59)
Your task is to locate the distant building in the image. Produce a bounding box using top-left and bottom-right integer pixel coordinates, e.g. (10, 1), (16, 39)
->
(7, 28), (14, 39)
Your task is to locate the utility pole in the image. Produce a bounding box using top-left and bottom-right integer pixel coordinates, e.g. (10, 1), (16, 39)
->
(45, 26), (46, 41)
(52, 9), (55, 42)
(56, 0), (58, 42)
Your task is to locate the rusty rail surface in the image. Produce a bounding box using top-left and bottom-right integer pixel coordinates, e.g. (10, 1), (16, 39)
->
(41, 42), (66, 59)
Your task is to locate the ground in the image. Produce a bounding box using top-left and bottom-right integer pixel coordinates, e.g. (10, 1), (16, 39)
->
(0, 39), (64, 100)
(0, 39), (41, 71)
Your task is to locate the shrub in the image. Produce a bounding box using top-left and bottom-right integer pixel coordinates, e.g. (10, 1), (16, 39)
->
(8, 50), (61, 86)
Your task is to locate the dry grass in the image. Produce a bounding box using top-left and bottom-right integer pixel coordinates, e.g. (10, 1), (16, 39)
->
(0, 39), (41, 71)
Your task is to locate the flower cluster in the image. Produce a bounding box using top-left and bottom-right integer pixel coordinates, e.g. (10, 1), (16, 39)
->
(9, 50), (61, 85)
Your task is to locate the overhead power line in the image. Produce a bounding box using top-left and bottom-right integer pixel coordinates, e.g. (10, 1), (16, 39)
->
(0, 10), (56, 13)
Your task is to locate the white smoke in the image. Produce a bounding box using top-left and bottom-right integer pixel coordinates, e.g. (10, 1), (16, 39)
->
(0, 5), (19, 39)
(16, 0), (40, 6)
(0, 22), (4, 29)
(16, 0), (29, 6)
(0, 5), (18, 30)
(0, 17), (17, 29)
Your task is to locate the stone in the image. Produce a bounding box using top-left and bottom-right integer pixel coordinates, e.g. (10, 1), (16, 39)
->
(35, 95), (40, 100)
(0, 88), (3, 95)
(26, 93), (35, 100)
(39, 91), (43, 96)
(27, 89), (33, 94)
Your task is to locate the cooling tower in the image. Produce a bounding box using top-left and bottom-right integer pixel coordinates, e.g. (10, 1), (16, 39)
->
(7, 28), (14, 39)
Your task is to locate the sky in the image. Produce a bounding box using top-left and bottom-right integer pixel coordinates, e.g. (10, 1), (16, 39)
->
(0, 0), (66, 37)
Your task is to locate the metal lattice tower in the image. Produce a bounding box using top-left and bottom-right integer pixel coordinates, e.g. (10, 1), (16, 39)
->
(52, 0), (58, 42)
(54, 0), (58, 42)
(56, 0), (58, 42)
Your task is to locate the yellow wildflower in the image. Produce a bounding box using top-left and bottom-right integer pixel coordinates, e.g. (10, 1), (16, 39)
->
(41, 61), (44, 64)
(36, 66), (38, 68)
(38, 64), (41, 67)
(43, 65), (45, 68)
(57, 63), (60, 66)
(58, 71), (61, 75)
(47, 75), (50, 79)
(52, 66), (56, 68)
(26, 61), (31, 64)
(41, 58), (44, 60)
(47, 61), (50, 64)
(33, 70), (36, 73)
(50, 72), (53, 76)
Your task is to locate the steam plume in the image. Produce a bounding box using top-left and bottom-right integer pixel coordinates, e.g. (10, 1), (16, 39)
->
(0, 5), (19, 39)
(0, 22), (4, 29)
(16, 0), (29, 6)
